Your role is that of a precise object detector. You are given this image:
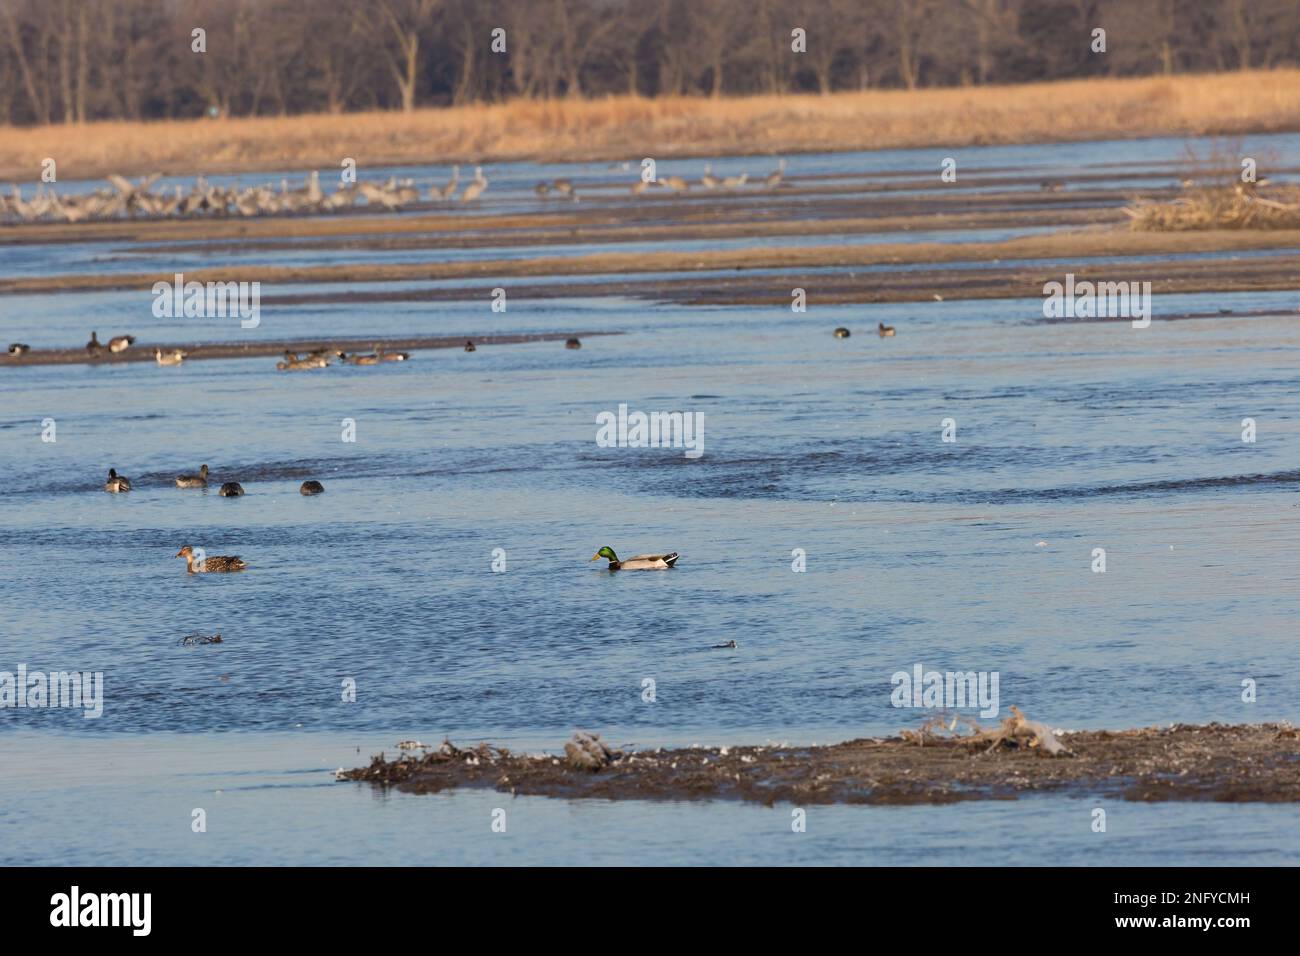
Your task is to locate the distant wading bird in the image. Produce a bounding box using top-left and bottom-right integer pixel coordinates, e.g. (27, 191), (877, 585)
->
(460, 167), (488, 203)
(175, 545), (247, 574)
(435, 165), (460, 201)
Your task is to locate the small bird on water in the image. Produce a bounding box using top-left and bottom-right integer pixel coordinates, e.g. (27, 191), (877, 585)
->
(878, 322), (896, 337)
(464, 340), (476, 352)
(175, 464), (210, 488)
(565, 337), (582, 349)
(218, 482), (244, 497)
(833, 327), (850, 338)
(712, 640), (738, 649)
(7, 343), (29, 355)
(300, 480), (325, 495)
(104, 468), (131, 493)
(175, 545), (247, 574)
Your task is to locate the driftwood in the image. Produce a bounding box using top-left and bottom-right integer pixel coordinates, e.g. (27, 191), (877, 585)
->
(901, 706), (1072, 757)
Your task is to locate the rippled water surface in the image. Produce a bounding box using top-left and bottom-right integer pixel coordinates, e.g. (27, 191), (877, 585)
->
(3, 136), (1299, 865)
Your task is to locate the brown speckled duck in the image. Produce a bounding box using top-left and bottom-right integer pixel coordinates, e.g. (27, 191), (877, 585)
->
(218, 482), (244, 497)
(175, 464), (209, 488)
(300, 480), (325, 495)
(175, 545), (247, 574)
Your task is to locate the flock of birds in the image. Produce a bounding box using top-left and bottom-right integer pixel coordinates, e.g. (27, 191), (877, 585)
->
(834, 322), (896, 338)
(6, 331), (584, 367)
(1, 158), (791, 223)
(102, 462), (327, 574)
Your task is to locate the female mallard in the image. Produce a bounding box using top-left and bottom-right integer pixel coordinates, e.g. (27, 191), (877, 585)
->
(175, 464), (209, 488)
(377, 347), (409, 362)
(346, 351), (380, 366)
(565, 338), (582, 350)
(218, 482), (244, 497)
(175, 545), (247, 574)
(300, 480), (325, 495)
(104, 468), (132, 493)
(155, 347), (186, 366)
(590, 546), (679, 571)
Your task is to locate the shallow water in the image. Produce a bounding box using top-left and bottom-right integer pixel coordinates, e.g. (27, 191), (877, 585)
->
(3, 135), (1300, 865)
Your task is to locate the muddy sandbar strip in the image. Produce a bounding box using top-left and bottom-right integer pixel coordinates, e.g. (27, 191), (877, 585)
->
(342, 723), (1300, 806)
(0, 331), (616, 368)
(8, 229), (1300, 299)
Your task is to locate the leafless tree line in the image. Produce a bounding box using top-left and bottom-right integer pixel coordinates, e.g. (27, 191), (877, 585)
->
(1, 0), (1297, 125)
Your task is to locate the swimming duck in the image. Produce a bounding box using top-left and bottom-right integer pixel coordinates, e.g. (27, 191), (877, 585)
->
(464, 340), (476, 352)
(833, 327), (850, 338)
(590, 546), (679, 571)
(218, 482), (244, 497)
(712, 640), (738, 649)
(565, 337), (582, 349)
(175, 464), (209, 488)
(104, 468), (132, 493)
(300, 480), (325, 495)
(108, 335), (136, 353)
(878, 322), (896, 338)
(345, 351), (380, 365)
(175, 545), (247, 574)
(155, 347), (186, 365)
(7, 343), (29, 355)
(534, 182), (551, 197)
(377, 347), (409, 362)
(86, 331), (103, 354)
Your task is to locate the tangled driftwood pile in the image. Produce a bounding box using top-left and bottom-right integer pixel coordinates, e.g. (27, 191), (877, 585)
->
(1126, 180), (1300, 231)
(1, 171), (423, 224)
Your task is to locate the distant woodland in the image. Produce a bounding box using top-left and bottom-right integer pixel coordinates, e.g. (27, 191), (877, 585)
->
(2, 0), (1298, 125)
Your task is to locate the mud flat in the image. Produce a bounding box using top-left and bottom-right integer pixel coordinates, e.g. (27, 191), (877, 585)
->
(342, 722), (1300, 806)
(0, 331), (614, 368)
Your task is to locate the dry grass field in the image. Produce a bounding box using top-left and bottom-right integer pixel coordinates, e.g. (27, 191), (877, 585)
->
(3, 70), (1300, 181)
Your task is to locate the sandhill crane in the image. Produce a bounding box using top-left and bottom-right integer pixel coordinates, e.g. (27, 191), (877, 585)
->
(701, 164), (720, 189)
(763, 159), (787, 188)
(434, 165), (460, 201)
(662, 175), (689, 193)
(460, 167), (488, 203)
(722, 172), (749, 189)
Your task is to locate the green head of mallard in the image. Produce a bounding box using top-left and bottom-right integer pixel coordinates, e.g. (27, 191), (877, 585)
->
(590, 546), (619, 564)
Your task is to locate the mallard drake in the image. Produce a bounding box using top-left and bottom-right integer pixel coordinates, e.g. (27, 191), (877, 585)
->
(300, 480), (325, 495)
(218, 482), (244, 497)
(565, 337), (582, 349)
(175, 545), (247, 574)
(7, 343), (29, 355)
(175, 464), (209, 488)
(590, 546), (679, 571)
(464, 340), (476, 352)
(155, 347), (186, 365)
(86, 331), (103, 354)
(377, 347), (409, 362)
(878, 322), (896, 338)
(108, 335), (136, 353)
(104, 468), (132, 493)
(834, 327), (850, 338)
